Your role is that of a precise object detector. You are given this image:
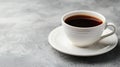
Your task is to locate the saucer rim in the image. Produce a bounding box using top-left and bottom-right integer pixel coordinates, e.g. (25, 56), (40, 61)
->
(48, 26), (118, 56)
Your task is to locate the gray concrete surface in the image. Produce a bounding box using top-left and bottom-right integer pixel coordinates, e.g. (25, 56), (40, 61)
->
(0, 0), (119, 67)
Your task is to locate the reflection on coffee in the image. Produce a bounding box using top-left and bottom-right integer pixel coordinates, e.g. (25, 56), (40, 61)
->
(65, 15), (102, 27)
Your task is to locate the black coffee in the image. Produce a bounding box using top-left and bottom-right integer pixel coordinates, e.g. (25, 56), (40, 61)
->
(65, 15), (102, 27)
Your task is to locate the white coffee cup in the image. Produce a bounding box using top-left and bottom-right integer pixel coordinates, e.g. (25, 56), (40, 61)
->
(62, 10), (116, 47)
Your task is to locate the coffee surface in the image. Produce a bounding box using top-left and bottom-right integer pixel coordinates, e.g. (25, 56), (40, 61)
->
(65, 15), (102, 27)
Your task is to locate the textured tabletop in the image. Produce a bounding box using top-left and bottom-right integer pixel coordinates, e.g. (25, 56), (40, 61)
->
(0, 0), (119, 67)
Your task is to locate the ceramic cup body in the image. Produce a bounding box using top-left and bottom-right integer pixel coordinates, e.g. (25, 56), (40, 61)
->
(62, 10), (107, 47)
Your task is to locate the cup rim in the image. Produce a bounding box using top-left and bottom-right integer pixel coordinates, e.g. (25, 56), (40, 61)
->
(62, 10), (106, 29)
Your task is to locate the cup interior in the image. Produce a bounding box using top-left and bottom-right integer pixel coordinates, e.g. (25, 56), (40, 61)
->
(62, 10), (106, 28)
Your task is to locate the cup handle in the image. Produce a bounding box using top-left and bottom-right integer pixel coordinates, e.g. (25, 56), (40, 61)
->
(100, 23), (116, 39)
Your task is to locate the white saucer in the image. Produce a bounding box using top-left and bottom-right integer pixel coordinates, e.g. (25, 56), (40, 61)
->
(48, 26), (118, 56)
